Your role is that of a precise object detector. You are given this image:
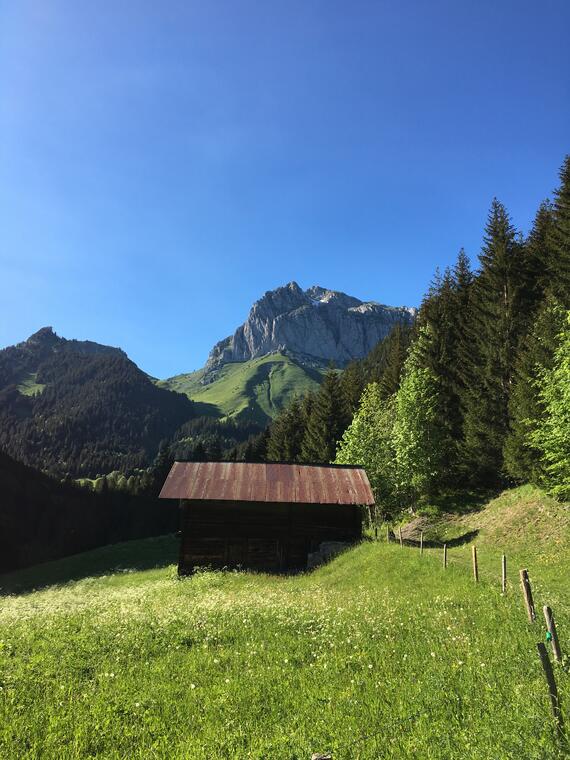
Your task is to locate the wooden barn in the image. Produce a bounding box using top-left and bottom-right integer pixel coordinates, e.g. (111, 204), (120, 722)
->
(159, 461), (375, 573)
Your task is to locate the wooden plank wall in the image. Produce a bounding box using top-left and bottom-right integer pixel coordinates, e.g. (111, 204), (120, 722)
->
(178, 500), (362, 573)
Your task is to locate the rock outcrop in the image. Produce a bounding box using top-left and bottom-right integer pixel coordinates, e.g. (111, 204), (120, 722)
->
(205, 282), (415, 373)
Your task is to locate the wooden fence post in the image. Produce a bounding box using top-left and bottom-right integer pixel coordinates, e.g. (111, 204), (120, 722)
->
(420, 531), (424, 556)
(502, 554), (507, 594)
(543, 606), (562, 663)
(537, 642), (564, 739)
(472, 546), (479, 582)
(399, 527), (403, 548)
(520, 569), (536, 622)
(386, 525), (390, 543)
(443, 543), (448, 568)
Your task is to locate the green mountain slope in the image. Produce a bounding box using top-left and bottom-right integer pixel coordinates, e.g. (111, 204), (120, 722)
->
(159, 353), (325, 424)
(0, 328), (195, 477)
(1, 487), (569, 758)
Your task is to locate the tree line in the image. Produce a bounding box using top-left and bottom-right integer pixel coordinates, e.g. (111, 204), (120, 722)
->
(0, 447), (178, 574)
(246, 156), (570, 515)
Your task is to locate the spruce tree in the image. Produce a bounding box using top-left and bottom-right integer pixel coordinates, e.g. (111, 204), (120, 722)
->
(339, 361), (366, 416)
(300, 369), (350, 463)
(338, 323), (412, 411)
(414, 267), (459, 451)
(266, 398), (305, 462)
(377, 322), (413, 398)
(242, 429), (269, 462)
(461, 200), (527, 484)
(450, 249), (474, 441)
(550, 156), (570, 307)
(521, 201), (556, 318)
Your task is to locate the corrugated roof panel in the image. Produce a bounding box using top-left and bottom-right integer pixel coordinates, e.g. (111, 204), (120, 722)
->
(159, 462), (375, 505)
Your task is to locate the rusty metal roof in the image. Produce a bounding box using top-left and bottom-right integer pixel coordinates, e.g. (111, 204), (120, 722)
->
(159, 462), (375, 505)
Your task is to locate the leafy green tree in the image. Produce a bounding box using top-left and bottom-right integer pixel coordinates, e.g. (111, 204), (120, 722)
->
(335, 384), (397, 517)
(503, 297), (566, 482)
(391, 327), (448, 505)
(530, 312), (570, 499)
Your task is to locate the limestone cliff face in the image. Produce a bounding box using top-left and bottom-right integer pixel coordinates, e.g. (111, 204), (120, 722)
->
(205, 282), (416, 372)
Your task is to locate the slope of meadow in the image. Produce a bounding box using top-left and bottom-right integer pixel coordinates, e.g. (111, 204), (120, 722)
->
(0, 488), (569, 759)
(160, 353), (324, 423)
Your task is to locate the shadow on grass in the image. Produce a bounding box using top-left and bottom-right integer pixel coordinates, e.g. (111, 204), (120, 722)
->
(428, 490), (497, 516)
(388, 529), (480, 549)
(0, 534), (179, 596)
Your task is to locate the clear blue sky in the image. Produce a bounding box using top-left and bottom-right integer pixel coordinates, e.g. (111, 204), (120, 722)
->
(1, 1), (569, 377)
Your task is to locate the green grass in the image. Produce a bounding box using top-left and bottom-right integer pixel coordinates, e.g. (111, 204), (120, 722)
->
(400, 485), (570, 600)
(0, 535), (179, 595)
(16, 371), (46, 396)
(159, 353), (324, 423)
(1, 489), (569, 758)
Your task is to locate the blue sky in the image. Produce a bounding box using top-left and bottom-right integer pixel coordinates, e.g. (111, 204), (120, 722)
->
(1, 1), (569, 377)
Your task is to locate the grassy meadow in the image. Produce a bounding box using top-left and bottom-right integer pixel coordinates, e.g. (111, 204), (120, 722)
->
(159, 353), (324, 423)
(1, 488), (569, 759)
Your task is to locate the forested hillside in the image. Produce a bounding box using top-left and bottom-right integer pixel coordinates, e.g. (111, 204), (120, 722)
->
(0, 449), (177, 573)
(0, 328), (196, 477)
(258, 156), (570, 511)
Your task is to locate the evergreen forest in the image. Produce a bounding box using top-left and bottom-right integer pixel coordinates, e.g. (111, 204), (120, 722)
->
(258, 156), (570, 514)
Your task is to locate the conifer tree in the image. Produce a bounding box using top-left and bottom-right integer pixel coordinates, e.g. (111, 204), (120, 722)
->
(192, 441), (206, 461)
(242, 429), (269, 462)
(266, 398), (305, 461)
(338, 323), (412, 412)
(300, 369), (350, 463)
(550, 156), (570, 307)
(452, 248), (474, 391)
(339, 361), (366, 416)
(377, 322), (413, 398)
(521, 201), (556, 318)
(415, 268), (459, 450)
(206, 438), (222, 461)
(461, 200), (527, 483)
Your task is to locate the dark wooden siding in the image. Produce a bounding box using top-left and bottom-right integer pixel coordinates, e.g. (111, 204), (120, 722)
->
(178, 499), (362, 573)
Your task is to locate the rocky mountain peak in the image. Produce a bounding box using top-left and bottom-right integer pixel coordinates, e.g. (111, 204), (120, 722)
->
(26, 326), (61, 347)
(204, 283), (416, 374)
(305, 286), (363, 309)
(249, 281), (308, 320)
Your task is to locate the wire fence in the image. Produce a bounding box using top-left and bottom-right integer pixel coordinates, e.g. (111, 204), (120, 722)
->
(303, 525), (570, 758)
